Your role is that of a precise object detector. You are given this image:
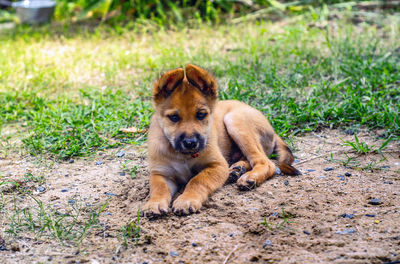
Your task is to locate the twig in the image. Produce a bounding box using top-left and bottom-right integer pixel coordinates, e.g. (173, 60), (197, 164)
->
(222, 245), (239, 264)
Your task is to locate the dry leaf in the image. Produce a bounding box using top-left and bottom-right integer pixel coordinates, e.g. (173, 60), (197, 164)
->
(120, 127), (147, 134)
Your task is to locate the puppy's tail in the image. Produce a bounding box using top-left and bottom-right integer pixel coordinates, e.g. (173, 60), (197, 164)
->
(275, 136), (301, 175)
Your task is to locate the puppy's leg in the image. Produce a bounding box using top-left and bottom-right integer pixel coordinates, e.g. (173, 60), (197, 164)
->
(227, 159), (251, 183)
(143, 174), (176, 218)
(224, 112), (276, 190)
(172, 157), (228, 215)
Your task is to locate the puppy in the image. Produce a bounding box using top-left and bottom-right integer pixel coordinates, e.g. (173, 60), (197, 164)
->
(143, 64), (300, 217)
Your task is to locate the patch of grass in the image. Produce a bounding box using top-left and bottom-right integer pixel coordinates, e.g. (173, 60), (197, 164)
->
(0, 11), (399, 159)
(121, 160), (139, 179)
(261, 207), (295, 231)
(121, 208), (141, 247)
(4, 185), (109, 245)
(340, 134), (392, 155)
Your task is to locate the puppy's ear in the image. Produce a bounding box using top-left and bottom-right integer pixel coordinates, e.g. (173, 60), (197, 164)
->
(153, 68), (184, 103)
(185, 64), (217, 98)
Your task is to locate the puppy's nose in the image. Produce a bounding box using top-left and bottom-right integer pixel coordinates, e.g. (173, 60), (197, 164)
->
(182, 137), (198, 150)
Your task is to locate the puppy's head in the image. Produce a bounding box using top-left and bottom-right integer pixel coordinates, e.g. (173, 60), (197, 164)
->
(153, 64), (218, 155)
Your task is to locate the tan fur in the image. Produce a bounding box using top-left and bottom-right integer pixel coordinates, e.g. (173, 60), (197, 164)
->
(143, 64), (300, 217)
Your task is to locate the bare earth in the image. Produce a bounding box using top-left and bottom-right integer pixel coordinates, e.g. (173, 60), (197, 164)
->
(1, 129), (399, 264)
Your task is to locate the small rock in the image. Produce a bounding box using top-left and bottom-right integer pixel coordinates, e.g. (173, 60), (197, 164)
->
(337, 175), (345, 181)
(86, 203), (92, 207)
(65, 174), (69, 177)
(229, 233), (234, 237)
(383, 181), (393, 185)
(381, 165), (390, 169)
(294, 159), (300, 164)
(275, 167), (281, 175)
(96, 161), (103, 165)
(169, 251), (179, 257)
(324, 167), (334, 171)
(104, 212), (112, 216)
(116, 151), (126, 158)
(69, 160), (74, 164)
(120, 172), (126, 176)
(61, 189), (69, 192)
(335, 228), (355, 235)
(318, 176), (326, 179)
(345, 129), (354, 135)
(344, 172), (351, 177)
(68, 200), (75, 205)
(303, 230), (310, 235)
(271, 212), (278, 217)
(393, 236), (399, 240)
(37, 186), (46, 192)
(307, 169), (316, 172)
(0, 245), (6, 251)
(365, 214), (375, 217)
(263, 240), (273, 248)
(284, 180), (289, 186)
(374, 219), (380, 224)
(105, 192), (116, 197)
(339, 213), (354, 219)
(368, 198), (382, 205)
(211, 234), (217, 238)
(192, 242), (197, 247)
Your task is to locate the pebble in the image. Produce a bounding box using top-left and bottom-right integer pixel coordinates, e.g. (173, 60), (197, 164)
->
(374, 219), (380, 224)
(339, 213), (354, 219)
(303, 230), (310, 235)
(211, 234), (217, 238)
(383, 181), (393, 185)
(365, 214), (375, 217)
(271, 212), (279, 217)
(116, 151), (126, 158)
(96, 161), (103, 165)
(0, 245), (6, 251)
(120, 172), (126, 176)
(104, 212), (112, 216)
(192, 242), (197, 247)
(345, 172), (351, 177)
(65, 174), (69, 177)
(69, 160), (74, 164)
(381, 165), (390, 169)
(37, 186), (46, 192)
(318, 176), (326, 179)
(105, 192), (116, 197)
(294, 159), (300, 164)
(345, 129), (354, 135)
(307, 169), (316, 172)
(284, 180), (289, 186)
(68, 200), (75, 205)
(61, 189), (69, 192)
(263, 240), (273, 248)
(275, 167), (281, 175)
(368, 198), (383, 205)
(324, 167), (334, 171)
(229, 233), (234, 237)
(335, 228), (355, 235)
(337, 175), (345, 181)
(169, 251), (179, 257)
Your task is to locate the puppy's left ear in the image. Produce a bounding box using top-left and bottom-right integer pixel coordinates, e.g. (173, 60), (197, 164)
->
(153, 68), (185, 103)
(185, 64), (218, 98)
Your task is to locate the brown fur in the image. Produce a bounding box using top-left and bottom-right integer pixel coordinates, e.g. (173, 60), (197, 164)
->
(143, 64), (300, 217)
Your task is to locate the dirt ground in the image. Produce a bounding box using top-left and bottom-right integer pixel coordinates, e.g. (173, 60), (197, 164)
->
(1, 129), (399, 264)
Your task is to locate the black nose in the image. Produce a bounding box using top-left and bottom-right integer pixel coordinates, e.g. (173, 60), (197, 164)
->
(182, 137), (198, 150)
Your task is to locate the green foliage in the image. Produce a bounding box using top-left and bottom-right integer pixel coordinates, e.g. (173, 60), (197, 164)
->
(340, 134), (392, 155)
(121, 209), (141, 246)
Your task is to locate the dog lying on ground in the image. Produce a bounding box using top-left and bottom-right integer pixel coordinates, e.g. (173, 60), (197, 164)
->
(143, 64), (300, 217)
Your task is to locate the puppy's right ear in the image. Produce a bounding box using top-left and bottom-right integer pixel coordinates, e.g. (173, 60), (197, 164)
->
(153, 68), (184, 103)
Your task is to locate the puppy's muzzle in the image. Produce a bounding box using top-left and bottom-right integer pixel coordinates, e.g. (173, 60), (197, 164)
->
(182, 137), (199, 150)
(175, 133), (205, 154)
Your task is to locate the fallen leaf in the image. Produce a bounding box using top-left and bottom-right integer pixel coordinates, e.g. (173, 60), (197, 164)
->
(120, 127), (147, 134)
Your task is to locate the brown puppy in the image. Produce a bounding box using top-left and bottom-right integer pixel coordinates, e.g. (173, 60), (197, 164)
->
(143, 64), (300, 217)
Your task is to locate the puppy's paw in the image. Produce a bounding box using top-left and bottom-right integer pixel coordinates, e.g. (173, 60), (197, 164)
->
(237, 173), (257, 191)
(172, 194), (202, 216)
(227, 165), (247, 183)
(142, 199), (169, 219)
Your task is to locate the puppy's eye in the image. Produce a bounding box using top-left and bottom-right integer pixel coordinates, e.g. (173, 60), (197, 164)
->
(196, 112), (207, 120)
(168, 114), (180, 123)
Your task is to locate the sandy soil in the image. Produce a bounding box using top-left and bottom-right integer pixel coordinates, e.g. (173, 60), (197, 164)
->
(0, 129), (399, 264)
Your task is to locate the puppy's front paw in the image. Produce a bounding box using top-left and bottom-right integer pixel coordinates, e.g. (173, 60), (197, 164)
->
(237, 173), (257, 191)
(142, 199), (169, 219)
(172, 194), (202, 216)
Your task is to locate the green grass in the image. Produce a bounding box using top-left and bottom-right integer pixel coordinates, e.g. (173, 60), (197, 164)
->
(0, 11), (399, 159)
